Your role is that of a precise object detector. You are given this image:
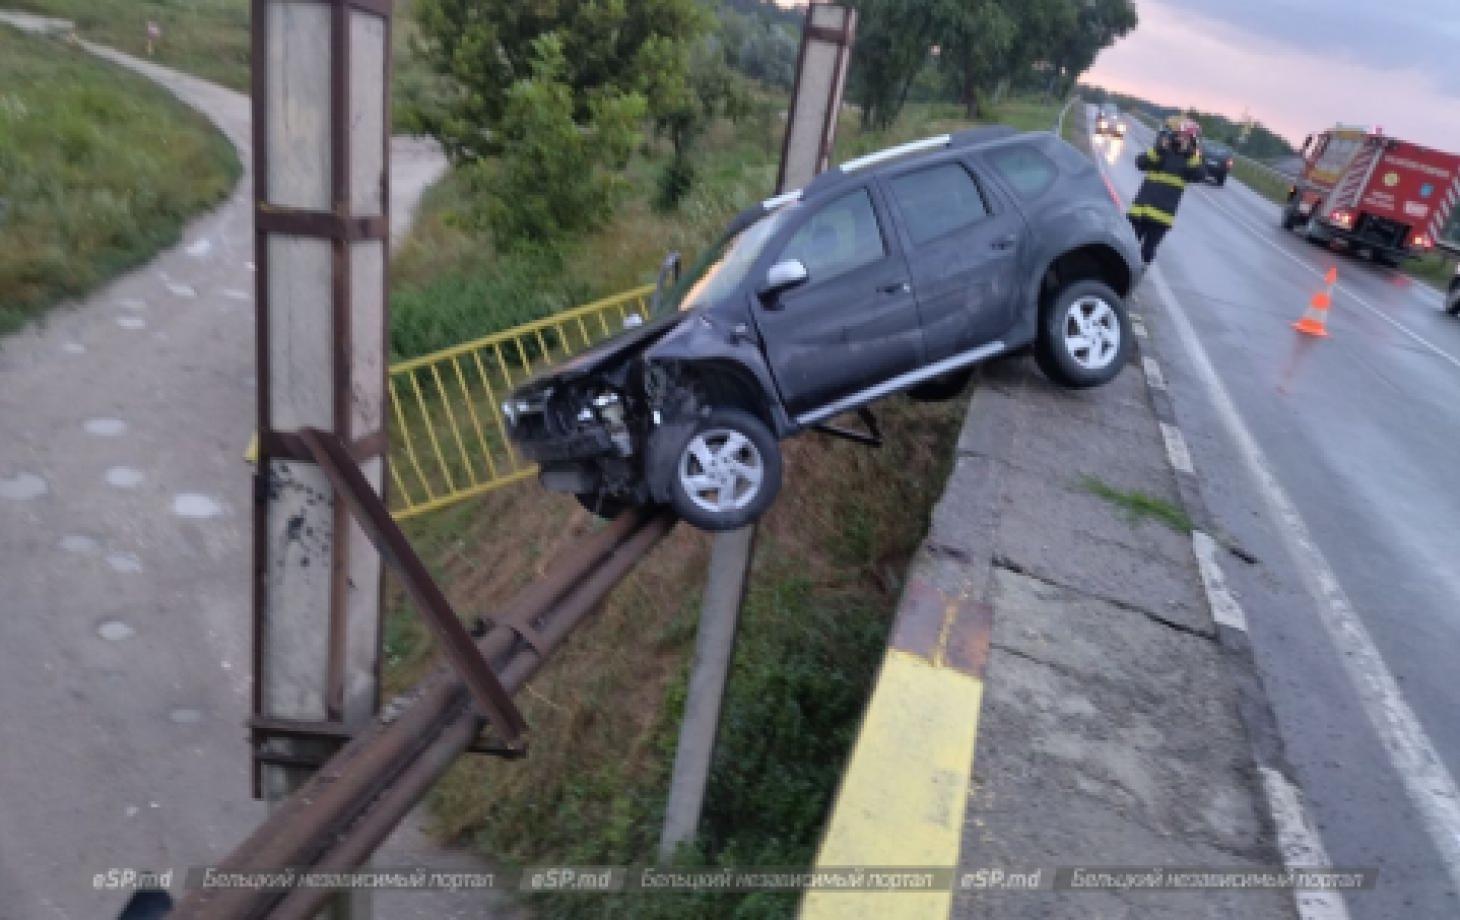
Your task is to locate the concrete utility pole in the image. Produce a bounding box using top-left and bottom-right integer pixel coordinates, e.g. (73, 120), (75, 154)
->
(249, 0), (394, 913)
(659, 2), (857, 863)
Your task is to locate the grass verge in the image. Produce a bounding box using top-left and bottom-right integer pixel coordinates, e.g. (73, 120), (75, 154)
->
(1080, 475), (1193, 533)
(0, 26), (239, 334)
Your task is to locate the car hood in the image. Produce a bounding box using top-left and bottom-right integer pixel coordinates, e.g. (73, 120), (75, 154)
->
(516, 309), (690, 391)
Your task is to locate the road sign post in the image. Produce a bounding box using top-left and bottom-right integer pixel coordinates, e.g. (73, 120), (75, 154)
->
(658, 2), (856, 862)
(248, 1), (394, 913)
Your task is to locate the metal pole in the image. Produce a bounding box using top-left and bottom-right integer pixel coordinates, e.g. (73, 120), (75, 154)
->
(250, 1), (393, 915)
(658, 2), (857, 862)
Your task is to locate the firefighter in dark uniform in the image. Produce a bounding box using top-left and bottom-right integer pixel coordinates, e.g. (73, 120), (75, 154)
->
(1128, 120), (1207, 263)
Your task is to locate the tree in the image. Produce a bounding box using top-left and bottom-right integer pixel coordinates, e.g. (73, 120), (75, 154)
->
(469, 34), (647, 244)
(935, 0), (1017, 119)
(846, 0), (942, 131)
(412, 0), (707, 162)
(1045, 0), (1137, 99)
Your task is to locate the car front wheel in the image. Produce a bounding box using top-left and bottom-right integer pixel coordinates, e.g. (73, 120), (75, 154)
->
(666, 409), (782, 532)
(1034, 280), (1131, 389)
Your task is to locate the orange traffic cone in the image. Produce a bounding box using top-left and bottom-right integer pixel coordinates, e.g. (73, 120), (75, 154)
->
(1293, 266), (1338, 338)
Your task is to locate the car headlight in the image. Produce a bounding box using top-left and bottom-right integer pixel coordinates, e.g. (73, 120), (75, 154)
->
(503, 390), (551, 426)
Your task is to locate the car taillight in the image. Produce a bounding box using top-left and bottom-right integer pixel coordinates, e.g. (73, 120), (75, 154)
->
(1412, 231), (1433, 250)
(1226, 158), (1233, 168)
(1330, 209), (1355, 229)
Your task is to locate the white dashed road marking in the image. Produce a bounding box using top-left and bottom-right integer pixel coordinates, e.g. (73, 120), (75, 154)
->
(97, 621), (136, 641)
(1158, 421), (1195, 474)
(105, 552), (143, 574)
(104, 467), (144, 489)
(116, 316), (146, 331)
(0, 472), (49, 501)
(1142, 356), (1167, 390)
(172, 494), (223, 518)
(1259, 766), (1353, 920)
(1192, 531), (1248, 632)
(83, 418), (127, 437)
(59, 535), (100, 554)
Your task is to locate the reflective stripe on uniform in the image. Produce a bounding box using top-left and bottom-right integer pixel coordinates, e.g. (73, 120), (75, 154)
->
(1146, 171), (1187, 189)
(1128, 204), (1175, 226)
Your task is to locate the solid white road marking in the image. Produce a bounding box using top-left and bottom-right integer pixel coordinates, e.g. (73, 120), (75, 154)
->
(1259, 766), (1353, 920)
(1192, 531), (1247, 632)
(1158, 421), (1195, 474)
(1148, 263), (1460, 892)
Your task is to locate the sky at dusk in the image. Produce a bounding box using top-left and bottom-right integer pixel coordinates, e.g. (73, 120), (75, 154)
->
(1086, 0), (1460, 151)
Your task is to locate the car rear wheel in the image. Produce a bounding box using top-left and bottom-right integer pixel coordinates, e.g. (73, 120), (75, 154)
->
(1034, 280), (1131, 389)
(666, 409), (782, 532)
(1446, 285), (1460, 316)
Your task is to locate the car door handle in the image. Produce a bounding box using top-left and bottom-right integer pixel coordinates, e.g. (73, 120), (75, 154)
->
(991, 234), (1018, 251)
(878, 281), (911, 295)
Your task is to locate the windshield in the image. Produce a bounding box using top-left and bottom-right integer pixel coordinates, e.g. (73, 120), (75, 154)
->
(656, 206), (795, 316)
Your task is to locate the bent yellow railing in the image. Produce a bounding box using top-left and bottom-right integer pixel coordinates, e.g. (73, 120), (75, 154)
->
(384, 285), (653, 520)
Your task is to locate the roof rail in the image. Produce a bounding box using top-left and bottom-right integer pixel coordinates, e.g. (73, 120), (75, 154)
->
(840, 135), (952, 173)
(760, 190), (803, 211)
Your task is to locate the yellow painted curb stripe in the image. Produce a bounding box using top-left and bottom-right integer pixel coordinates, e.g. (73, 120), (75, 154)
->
(801, 648), (985, 920)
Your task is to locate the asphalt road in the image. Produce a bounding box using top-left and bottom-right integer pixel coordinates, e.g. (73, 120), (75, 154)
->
(0, 15), (472, 919)
(1090, 110), (1460, 919)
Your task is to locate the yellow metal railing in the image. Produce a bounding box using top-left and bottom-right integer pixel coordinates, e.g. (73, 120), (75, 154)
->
(384, 285), (653, 520)
(247, 285), (654, 517)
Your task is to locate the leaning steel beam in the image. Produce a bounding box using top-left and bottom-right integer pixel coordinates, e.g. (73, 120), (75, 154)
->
(173, 509), (676, 919)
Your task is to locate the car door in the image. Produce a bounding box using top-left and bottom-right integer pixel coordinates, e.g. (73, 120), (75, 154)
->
(754, 185), (922, 418)
(882, 157), (1026, 363)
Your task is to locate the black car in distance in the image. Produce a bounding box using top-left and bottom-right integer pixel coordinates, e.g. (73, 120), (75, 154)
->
(504, 127), (1146, 531)
(1203, 141), (1234, 186)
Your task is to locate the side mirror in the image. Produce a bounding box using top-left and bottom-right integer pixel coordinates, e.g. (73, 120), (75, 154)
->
(760, 259), (808, 303)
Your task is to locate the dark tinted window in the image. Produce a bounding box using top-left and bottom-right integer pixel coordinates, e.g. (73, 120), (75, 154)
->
(988, 146), (1058, 200)
(778, 189), (886, 283)
(888, 163), (989, 246)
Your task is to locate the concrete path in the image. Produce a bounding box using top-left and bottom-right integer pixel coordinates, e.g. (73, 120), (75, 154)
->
(0, 14), (465, 919)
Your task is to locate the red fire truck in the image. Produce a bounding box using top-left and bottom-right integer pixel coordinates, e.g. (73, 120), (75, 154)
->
(1281, 125), (1460, 264)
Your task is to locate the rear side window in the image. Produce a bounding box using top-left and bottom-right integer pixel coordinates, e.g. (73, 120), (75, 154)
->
(778, 189), (886, 284)
(988, 146), (1058, 200)
(888, 163), (990, 246)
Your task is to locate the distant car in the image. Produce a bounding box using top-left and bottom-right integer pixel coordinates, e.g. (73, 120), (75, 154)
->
(1202, 142), (1234, 186)
(503, 128), (1145, 531)
(1447, 264), (1460, 316)
(1095, 105), (1126, 138)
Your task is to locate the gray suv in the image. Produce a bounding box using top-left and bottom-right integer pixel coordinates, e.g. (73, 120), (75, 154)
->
(505, 126), (1145, 531)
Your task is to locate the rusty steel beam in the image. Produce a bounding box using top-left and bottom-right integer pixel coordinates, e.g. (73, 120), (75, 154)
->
(297, 427), (527, 745)
(173, 509), (675, 919)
